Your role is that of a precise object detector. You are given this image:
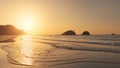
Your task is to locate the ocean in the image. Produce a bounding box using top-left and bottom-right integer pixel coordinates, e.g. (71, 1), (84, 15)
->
(0, 35), (120, 68)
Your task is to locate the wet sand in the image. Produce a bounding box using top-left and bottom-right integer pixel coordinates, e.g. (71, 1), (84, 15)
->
(1, 44), (120, 68)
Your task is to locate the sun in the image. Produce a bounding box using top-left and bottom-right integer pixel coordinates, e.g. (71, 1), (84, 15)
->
(16, 15), (36, 33)
(21, 17), (35, 32)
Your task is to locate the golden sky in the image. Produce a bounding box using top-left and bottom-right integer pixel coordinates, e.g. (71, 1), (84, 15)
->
(0, 0), (120, 35)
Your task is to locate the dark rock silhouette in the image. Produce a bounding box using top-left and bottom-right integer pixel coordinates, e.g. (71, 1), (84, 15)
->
(82, 31), (90, 35)
(0, 25), (25, 35)
(111, 33), (115, 35)
(62, 30), (76, 35)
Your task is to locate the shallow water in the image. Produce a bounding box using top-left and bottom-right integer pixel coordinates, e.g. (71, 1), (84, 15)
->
(0, 35), (120, 67)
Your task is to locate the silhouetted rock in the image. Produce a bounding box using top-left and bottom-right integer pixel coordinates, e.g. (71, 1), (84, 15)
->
(0, 25), (25, 35)
(62, 30), (76, 35)
(82, 31), (90, 35)
(111, 33), (115, 35)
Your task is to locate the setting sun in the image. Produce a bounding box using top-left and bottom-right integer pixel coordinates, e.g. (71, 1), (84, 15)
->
(21, 17), (35, 32)
(16, 14), (36, 33)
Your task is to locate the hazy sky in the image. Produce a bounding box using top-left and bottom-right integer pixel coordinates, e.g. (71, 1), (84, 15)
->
(0, 0), (120, 34)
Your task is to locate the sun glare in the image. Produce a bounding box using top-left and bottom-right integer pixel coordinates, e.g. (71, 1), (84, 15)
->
(16, 14), (36, 33)
(21, 17), (35, 32)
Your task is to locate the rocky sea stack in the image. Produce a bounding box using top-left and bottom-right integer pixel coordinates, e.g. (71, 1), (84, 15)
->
(0, 25), (25, 35)
(62, 30), (76, 35)
(82, 31), (90, 35)
(111, 33), (115, 35)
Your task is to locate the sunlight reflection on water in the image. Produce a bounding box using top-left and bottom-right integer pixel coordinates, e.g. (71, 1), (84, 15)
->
(18, 35), (54, 66)
(20, 35), (34, 65)
(21, 35), (33, 57)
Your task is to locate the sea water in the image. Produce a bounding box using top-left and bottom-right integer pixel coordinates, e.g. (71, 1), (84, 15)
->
(0, 35), (120, 67)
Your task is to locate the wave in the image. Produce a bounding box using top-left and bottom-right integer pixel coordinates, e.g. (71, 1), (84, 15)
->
(33, 38), (120, 46)
(34, 40), (120, 54)
(52, 60), (120, 66)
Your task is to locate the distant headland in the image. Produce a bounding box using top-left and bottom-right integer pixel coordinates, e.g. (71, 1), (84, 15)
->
(0, 25), (25, 35)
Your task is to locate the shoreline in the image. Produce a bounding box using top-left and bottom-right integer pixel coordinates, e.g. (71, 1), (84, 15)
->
(1, 45), (120, 68)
